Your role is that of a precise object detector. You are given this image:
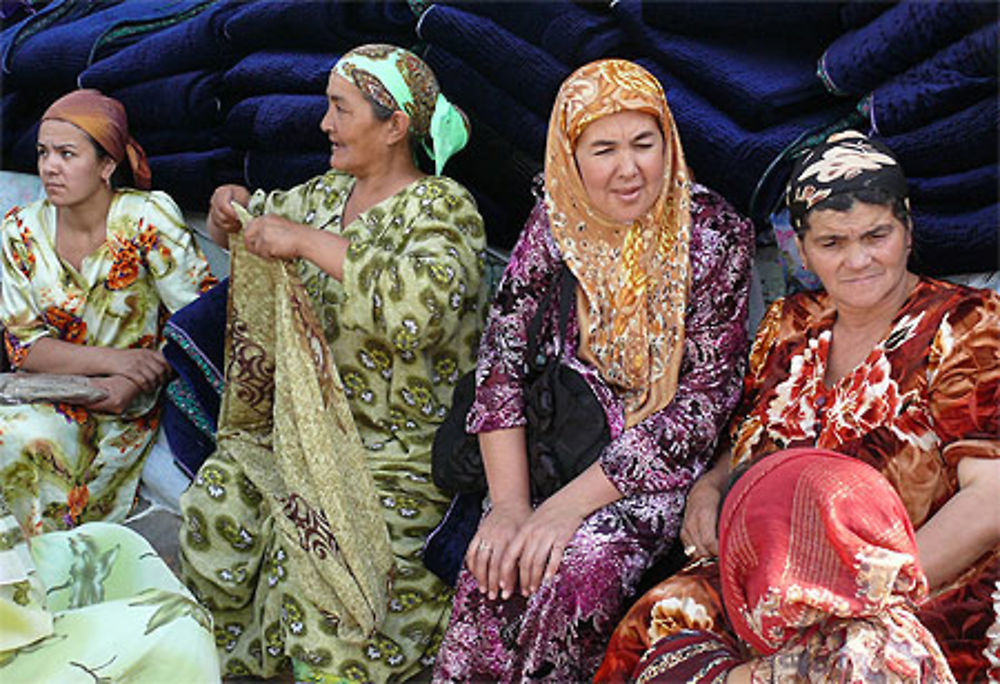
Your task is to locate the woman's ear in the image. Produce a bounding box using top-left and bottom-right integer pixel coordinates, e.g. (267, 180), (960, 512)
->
(794, 234), (810, 272)
(100, 157), (117, 187)
(386, 110), (411, 146)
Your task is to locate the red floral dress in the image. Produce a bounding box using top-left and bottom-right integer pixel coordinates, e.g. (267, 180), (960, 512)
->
(599, 277), (1000, 683)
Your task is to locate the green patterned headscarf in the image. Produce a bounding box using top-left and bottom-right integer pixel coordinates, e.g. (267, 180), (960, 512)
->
(332, 44), (469, 176)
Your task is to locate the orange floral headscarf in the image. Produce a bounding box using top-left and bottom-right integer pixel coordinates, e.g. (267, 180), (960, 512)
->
(545, 59), (691, 427)
(42, 89), (151, 189)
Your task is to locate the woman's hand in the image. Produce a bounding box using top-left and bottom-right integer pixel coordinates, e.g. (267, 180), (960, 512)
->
(679, 471), (724, 559)
(502, 495), (585, 597)
(467, 500), (532, 601)
(207, 184), (252, 246)
(85, 375), (144, 414)
(103, 349), (171, 393)
(243, 215), (305, 260)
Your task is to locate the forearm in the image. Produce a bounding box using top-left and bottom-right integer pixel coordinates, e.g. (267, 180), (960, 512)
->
(916, 461), (1000, 588)
(552, 460), (622, 520)
(20, 338), (115, 377)
(480, 427), (531, 507)
(298, 228), (350, 281)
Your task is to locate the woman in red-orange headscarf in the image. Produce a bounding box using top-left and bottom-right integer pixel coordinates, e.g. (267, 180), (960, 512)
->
(0, 89), (216, 533)
(635, 448), (955, 682)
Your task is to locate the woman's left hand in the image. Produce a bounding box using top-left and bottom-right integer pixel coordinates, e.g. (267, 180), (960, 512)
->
(500, 495), (585, 597)
(243, 215), (304, 260)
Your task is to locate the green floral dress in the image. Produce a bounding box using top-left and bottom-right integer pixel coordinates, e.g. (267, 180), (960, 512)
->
(179, 170), (486, 682)
(0, 493), (219, 681)
(0, 190), (216, 534)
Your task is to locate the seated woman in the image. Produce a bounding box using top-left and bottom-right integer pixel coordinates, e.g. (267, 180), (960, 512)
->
(636, 448), (955, 683)
(0, 491), (219, 680)
(177, 44), (486, 682)
(432, 59), (754, 681)
(0, 89), (216, 534)
(599, 131), (1000, 682)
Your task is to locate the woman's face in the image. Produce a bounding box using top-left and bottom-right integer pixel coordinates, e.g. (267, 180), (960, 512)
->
(37, 119), (115, 207)
(320, 72), (391, 177)
(797, 201), (912, 313)
(574, 110), (665, 223)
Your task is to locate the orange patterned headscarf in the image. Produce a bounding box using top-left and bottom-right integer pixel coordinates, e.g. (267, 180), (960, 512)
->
(41, 89), (151, 189)
(545, 59), (691, 427)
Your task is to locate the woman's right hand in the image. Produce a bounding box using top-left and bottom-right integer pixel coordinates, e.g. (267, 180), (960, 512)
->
(466, 500), (532, 601)
(86, 375), (143, 415)
(207, 184), (252, 244)
(679, 474), (723, 559)
(104, 348), (171, 393)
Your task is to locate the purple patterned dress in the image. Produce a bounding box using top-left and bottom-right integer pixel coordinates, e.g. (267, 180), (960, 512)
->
(432, 185), (754, 681)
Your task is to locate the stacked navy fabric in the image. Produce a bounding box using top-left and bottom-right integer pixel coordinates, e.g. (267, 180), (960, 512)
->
(818, 0), (998, 275)
(218, 0), (419, 196)
(1, 1), (996, 274)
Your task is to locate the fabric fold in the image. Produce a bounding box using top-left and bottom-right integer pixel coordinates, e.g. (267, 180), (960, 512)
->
(216, 238), (394, 638)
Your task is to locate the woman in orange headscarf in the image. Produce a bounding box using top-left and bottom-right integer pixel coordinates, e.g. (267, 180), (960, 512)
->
(0, 89), (215, 533)
(432, 59), (754, 681)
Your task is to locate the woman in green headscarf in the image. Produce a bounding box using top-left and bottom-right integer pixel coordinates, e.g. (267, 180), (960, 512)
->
(178, 44), (487, 682)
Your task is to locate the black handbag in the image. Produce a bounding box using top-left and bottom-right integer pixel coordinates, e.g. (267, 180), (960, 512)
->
(423, 265), (611, 585)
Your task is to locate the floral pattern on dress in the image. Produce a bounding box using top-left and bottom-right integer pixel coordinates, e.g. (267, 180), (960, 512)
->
(603, 278), (1000, 683)
(433, 184), (754, 682)
(180, 169), (487, 682)
(0, 190), (216, 534)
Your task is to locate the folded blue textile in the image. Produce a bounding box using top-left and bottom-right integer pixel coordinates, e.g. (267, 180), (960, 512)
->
(2, 0), (108, 77)
(163, 277), (228, 478)
(615, 0), (833, 130)
(819, 0), (997, 96)
(226, 94), (328, 152)
(149, 148), (242, 213)
(636, 58), (849, 222)
(4, 0), (214, 91)
(223, 0), (415, 53)
(134, 126), (226, 156)
(870, 23), (998, 136)
(451, 0), (623, 64)
(911, 203), (998, 276)
(78, 0), (242, 92)
(417, 4), (568, 118)
(422, 45), (548, 161)
(113, 69), (224, 130)
(908, 164), (998, 210)
(883, 97), (997, 177)
(223, 50), (338, 99)
(637, 0), (843, 41)
(839, 1), (890, 30)
(243, 150), (330, 193)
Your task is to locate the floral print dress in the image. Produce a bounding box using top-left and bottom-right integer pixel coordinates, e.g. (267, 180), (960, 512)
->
(178, 170), (487, 682)
(0, 492), (219, 681)
(432, 185), (754, 682)
(603, 277), (1000, 683)
(0, 190), (215, 534)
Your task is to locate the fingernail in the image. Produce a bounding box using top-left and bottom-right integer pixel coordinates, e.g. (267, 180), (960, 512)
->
(501, 589), (510, 599)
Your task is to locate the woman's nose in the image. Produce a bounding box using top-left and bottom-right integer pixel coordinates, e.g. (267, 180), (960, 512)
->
(617, 151), (639, 178)
(844, 242), (873, 269)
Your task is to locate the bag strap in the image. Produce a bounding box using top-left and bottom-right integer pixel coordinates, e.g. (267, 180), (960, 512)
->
(525, 263), (576, 370)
